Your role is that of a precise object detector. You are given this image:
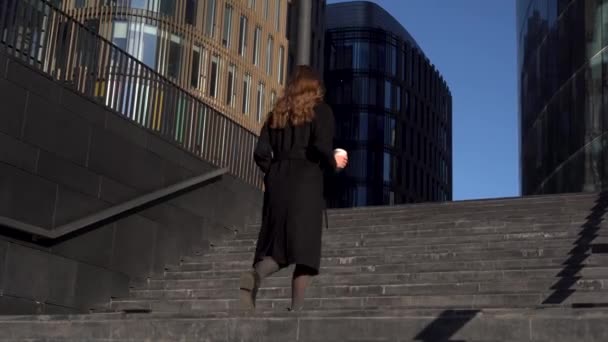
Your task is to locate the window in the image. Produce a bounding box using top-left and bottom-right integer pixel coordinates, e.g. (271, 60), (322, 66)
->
(275, 0), (281, 31)
(185, 0), (197, 25)
(208, 55), (219, 97)
(383, 153), (391, 182)
(384, 80), (392, 110)
(191, 45), (202, 88)
(266, 35), (273, 75)
(242, 74), (252, 115)
(222, 4), (233, 47)
(264, 0), (270, 19)
(270, 90), (277, 107)
(248, 0), (256, 8)
(253, 26), (261, 65)
(75, 0), (86, 8)
(112, 21), (127, 50)
(160, 0), (175, 15)
(256, 82), (265, 122)
(205, 0), (216, 37)
(238, 16), (248, 57)
(226, 64), (236, 106)
(278, 45), (285, 84)
(168, 34), (182, 78)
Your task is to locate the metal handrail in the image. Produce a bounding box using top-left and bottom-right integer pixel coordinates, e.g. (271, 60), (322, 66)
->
(0, 0), (262, 188)
(0, 168), (228, 240)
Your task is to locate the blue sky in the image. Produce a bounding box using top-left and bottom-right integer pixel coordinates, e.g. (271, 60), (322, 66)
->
(328, 0), (519, 201)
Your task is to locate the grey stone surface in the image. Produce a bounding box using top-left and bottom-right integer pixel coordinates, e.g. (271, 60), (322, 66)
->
(105, 113), (149, 148)
(0, 132), (39, 173)
(37, 151), (100, 198)
(0, 78), (27, 137)
(111, 215), (159, 278)
(51, 223), (116, 269)
(0, 295), (43, 315)
(59, 88), (106, 127)
(23, 93), (91, 166)
(0, 163), (57, 228)
(6, 59), (62, 105)
(98, 177), (139, 204)
(53, 187), (108, 228)
(47, 256), (78, 308)
(0, 240), (7, 292)
(3, 243), (50, 301)
(73, 263), (117, 312)
(88, 128), (164, 191)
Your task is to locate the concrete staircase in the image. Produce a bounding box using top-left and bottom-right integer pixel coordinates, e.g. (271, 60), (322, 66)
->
(1, 193), (608, 341)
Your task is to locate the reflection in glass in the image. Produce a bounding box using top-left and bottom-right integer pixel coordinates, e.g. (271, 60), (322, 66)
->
(205, 0), (216, 37)
(226, 64), (236, 106)
(222, 4), (233, 47)
(168, 34), (181, 78)
(191, 45), (201, 88)
(209, 55), (219, 98)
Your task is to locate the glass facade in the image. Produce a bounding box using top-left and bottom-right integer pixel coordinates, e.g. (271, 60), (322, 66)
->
(325, 26), (452, 207)
(518, 0), (608, 195)
(63, 0), (288, 134)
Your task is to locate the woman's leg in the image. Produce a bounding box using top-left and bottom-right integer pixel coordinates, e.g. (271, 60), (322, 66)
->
(289, 265), (315, 311)
(240, 257), (280, 310)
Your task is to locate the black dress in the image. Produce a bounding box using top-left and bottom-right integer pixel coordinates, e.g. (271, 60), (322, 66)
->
(252, 102), (337, 275)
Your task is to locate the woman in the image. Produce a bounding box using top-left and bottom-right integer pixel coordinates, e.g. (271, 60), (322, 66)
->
(239, 65), (348, 311)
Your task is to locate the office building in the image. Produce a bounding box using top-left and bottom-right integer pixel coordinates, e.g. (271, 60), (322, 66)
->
(517, 0), (608, 195)
(325, 1), (453, 207)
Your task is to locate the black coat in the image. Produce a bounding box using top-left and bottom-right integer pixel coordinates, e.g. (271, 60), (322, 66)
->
(252, 103), (337, 274)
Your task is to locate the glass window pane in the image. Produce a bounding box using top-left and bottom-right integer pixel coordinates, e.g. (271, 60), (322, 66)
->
(191, 46), (201, 88)
(266, 35), (273, 75)
(209, 55), (219, 97)
(168, 35), (182, 78)
(205, 0), (216, 37)
(239, 16), (248, 57)
(253, 26), (261, 65)
(226, 64), (236, 106)
(185, 0), (197, 25)
(222, 4), (233, 47)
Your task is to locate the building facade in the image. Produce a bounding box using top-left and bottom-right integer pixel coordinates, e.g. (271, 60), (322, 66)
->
(517, 0), (608, 195)
(61, 0), (289, 133)
(325, 1), (453, 207)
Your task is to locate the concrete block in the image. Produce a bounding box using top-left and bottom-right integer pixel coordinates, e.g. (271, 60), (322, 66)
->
(59, 87), (106, 127)
(53, 186), (108, 228)
(23, 93), (91, 166)
(111, 215), (159, 278)
(51, 223), (115, 269)
(36, 151), (100, 198)
(98, 176), (139, 204)
(0, 295), (44, 315)
(88, 127), (164, 191)
(0, 132), (38, 173)
(105, 112), (149, 148)
(2, 243), (50, 301)
(0, 163), (56, 228)
(0, 78), (27, 137)
(6, 58), (61, 104)
(46, 256), (78, 308)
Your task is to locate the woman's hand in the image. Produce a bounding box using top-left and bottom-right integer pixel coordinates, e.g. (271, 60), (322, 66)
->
(334, 154), (348, 169)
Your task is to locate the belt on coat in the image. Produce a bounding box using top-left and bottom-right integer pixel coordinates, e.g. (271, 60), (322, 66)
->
(272, 150), (308, 162)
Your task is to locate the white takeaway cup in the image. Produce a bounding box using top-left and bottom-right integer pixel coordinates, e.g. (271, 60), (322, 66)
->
(334, 148), (348, 158)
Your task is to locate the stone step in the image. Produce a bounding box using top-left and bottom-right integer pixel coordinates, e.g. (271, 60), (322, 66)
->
(134, 266), (608, 291)
(1, 307), (608, 341)
(159, 255), (608, 280)
(215, 228), (605, 253)
(180, 246), (592, 270)
(211, 236), (587, 255)
(128, 276), (608, 300)
(236, 217), (592, 237)
(110, 290), (608, 313)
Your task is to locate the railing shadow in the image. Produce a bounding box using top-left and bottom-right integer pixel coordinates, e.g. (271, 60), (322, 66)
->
(542, 191), (608, 305)
(414, 309), (480, 341)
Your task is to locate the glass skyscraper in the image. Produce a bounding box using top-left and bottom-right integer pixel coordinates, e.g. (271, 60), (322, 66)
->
(325, 1), (453, 207)
(518, 0), (608, 195)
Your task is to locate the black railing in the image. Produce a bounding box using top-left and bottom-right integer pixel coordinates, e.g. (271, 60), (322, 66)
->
(0, 0), (262, 187)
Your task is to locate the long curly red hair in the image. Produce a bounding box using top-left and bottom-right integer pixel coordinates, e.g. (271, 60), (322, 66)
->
(267, 65), (324, 129)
